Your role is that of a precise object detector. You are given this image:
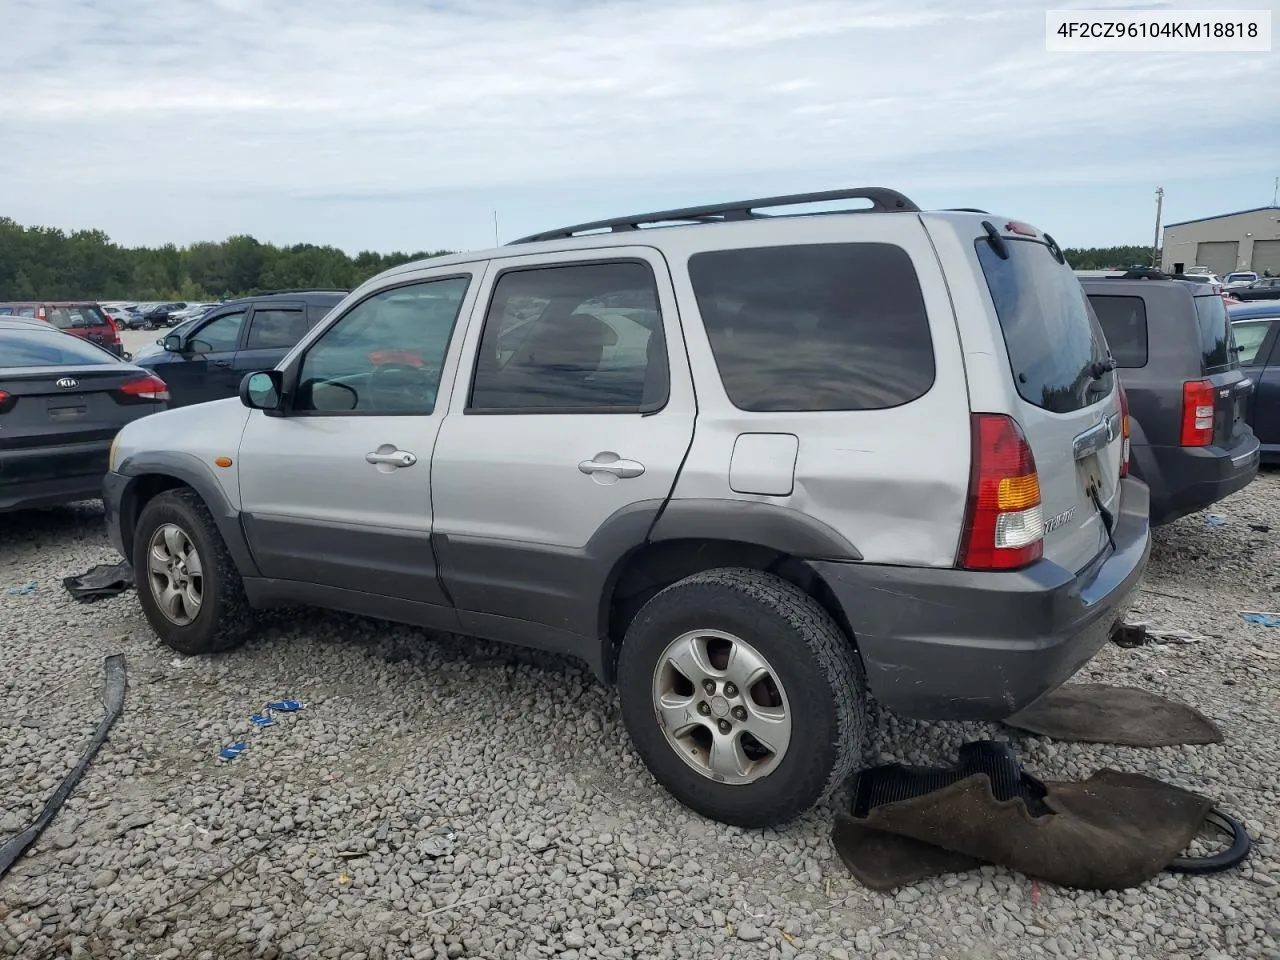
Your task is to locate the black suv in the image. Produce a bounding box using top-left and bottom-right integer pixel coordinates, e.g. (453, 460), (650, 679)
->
(135, 292), (345, 407)
(1082, 278), (1260, 525)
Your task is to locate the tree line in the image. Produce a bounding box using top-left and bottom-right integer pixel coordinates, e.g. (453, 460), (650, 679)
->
(0, 216), (1156, 302)
(0, 217), (453, 302)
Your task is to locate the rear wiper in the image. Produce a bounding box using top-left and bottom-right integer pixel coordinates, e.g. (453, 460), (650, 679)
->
(1088, 484), (1117, 552)
(1088, 356), (1118, 381)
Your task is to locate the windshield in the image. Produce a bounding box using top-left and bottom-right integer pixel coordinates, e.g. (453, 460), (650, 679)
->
(977, 237), (1113, 413)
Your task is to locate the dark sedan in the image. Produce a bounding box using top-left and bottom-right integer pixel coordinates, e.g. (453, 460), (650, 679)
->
(0, 319), (169, 512)
(1234, 277), (1280, 302)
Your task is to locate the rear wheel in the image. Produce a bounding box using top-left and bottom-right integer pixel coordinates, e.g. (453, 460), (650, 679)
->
(617, 568), (867, 827)
(133, 489), (253, 655)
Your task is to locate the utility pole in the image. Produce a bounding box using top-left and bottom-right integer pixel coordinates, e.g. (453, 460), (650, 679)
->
(493, 211), (500, 247)
(1273, 176), (1278, 206)
(1151, 186), (1164, 268)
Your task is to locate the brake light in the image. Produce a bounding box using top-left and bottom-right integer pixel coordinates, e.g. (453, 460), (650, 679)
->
(1118, 384), (1131, 478)
(959, 414), (1044, 571)
(118, 375), (169, 401)
(0, 389), (11, 414)
(1180, 380), (1215, 447)
(36, 306), (46, 321)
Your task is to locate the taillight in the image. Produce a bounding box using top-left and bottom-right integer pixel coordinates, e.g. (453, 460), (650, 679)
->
(959, 414), (1045, 571)
(118, 375), (169, 402)
(36, 306), (46, 321)
(1180, 380), (1215, 447)
(1118, 384), (1131, 478)
(0, 389), (12, 414)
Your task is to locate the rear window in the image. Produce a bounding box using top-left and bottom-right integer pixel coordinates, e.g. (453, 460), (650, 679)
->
(977, 237), (1113, 413)
(687, 243), (935, 412)
(46, 305), (108, 329)
(1195, 294), (1234, 373)
(1087, 295), (1148, 368)
(0, 329), (118, 367)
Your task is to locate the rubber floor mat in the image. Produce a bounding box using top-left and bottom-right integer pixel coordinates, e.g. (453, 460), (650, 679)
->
(62, 561), (134, 603)
(1003, 684), (1223, 746)
(833, 741), (1218, 891)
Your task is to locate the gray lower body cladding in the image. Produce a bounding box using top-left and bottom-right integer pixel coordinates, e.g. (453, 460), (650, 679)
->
(808, 478), (1152, 722)
(1132, 434), (1259, 526)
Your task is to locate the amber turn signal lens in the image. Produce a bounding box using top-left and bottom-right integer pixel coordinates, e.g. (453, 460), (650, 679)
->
(214, 457), (233, 468)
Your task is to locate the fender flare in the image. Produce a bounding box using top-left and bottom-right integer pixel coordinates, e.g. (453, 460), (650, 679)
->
(648, 498), (862, 560)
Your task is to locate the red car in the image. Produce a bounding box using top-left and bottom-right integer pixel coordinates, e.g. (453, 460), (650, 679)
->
(0, 301), (124, 356)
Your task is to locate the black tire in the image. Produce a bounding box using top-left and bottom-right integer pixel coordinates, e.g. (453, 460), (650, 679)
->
(617, 567), (867, 828)
(132, 488), (253, 655)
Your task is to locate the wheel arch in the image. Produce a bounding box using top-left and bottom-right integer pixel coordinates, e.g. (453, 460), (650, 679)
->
(117, 452), (260, 577)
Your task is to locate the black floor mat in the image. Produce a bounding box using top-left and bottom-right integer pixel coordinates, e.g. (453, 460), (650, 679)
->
(63, 561), (134, 603)
(833, 741), (1226, 891)
(1003, 684), (1223, 746)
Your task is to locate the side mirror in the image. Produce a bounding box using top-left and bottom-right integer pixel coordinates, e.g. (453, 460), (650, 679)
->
(240, 370), (283, 411)
(162, 334), (183, 353)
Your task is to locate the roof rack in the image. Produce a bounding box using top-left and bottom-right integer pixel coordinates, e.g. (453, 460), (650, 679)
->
(509, 187), (919, 245)
(945, 207), (991, 214)
(228, 289), (351, 299)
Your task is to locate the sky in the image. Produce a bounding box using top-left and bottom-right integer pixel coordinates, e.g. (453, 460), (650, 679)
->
(0, 0), (1277, 255)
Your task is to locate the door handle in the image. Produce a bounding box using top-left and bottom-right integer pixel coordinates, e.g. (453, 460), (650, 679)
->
(211, 360), (232, 369)
(578, 453), (645, 479)
(365, 449), (418, 468)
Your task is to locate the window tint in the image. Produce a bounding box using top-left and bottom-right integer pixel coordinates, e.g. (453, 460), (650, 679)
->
(1231, 320), (1272, 365)
(977, 238), (1112, 413)
(46, 306), (106, 329)
(1087, 295), (1148, 368)
(469, 262), (667, 412)
(1195, 295), (1233, 373)
(189, 311), (246, 353)
(295, 276), (469, 414)
(246, 308), (307, 350)
(307, 303), (335, 327)
(0, 328), (118, 367)
(687, 243), (933, 412)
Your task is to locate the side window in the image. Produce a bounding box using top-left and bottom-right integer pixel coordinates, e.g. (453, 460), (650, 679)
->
(294, 276), (470, 415)
(688, 243), (934, 412)
(189, 311), (246, 354)
(307, 303), (335, 327)
(1231, 320), (1273, 365)
(468, 261), (667, 412)
(1087, 295), (1148, 368)
(245, 308), (307, 350)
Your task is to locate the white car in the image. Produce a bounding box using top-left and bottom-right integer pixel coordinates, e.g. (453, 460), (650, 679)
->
(1224, 271), (1260, 289)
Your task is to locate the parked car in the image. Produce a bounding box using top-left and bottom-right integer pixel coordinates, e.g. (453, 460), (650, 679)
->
(1082, 278), (1259, 525)
(1233, 277), (1280, 302)
(133, 292), (345, 407)
(1224, 271), (1260, 289)
(170, 302), (218, 323)
(0, 300), (125, 356)
(1229, 301), (1280, 462)
(103, 189), (1149, 827)
(0, 318), (168, 512)
(140, 302), (188, 327)
(103, 303), (147, 329)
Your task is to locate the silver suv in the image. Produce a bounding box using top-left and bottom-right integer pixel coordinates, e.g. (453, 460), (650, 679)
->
(104, 188), (1151, 827)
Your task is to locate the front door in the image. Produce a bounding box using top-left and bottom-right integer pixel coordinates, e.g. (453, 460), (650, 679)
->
(430, 249), (697, 651)
(237, 269), (481, 611)
(234, 302), (308, 386)
(166, 308), (248, 406)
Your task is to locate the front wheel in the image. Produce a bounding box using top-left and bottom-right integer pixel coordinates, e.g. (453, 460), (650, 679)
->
(617, 568), (867, 827)
(132, 488), (253, 655)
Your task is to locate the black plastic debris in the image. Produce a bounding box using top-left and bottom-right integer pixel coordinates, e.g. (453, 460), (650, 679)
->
(0, 655), (127, 878)
(1004, 683), (1223, 746)
(63, 562), (134, 602)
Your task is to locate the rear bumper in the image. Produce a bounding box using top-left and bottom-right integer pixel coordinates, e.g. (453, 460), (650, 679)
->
(808, 477), (1151, 721)
(0, 441), (112, 512)
(1133, 433), (1260, 525)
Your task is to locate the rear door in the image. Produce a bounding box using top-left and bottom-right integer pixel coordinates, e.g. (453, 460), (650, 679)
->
(975, 235), (1124, 572)
(1193, 292), (1252, 448)
(234, 301), (308, 384)
(1233, 314), (1280, 445)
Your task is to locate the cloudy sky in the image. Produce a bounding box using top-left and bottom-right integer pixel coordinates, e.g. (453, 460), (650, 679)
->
(1, 0), (1276, 254)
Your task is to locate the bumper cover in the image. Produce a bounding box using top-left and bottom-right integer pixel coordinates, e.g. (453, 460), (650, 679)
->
(1135, 434), (1259, 526)
(0, 442), (112, 512)
(809, 477), (1152, 721)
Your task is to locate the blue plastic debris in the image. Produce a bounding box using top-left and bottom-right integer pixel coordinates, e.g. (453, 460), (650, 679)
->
(218, 742), (247, 762)
(250, 713), (274, 728)
(1241, 613), (1280, 628)
(1205, 515), (1228, 527)
(265, 699), (303, 713)
(4, 582), (37, 596)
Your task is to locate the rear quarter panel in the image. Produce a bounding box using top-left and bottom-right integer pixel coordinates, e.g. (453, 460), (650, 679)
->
(663, 214), (973, 567)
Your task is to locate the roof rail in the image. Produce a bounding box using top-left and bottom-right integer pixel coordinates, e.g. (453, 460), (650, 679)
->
(231, 288), (351, 298)
(945, 207), (991, 214)
(509, 187), (920, 245)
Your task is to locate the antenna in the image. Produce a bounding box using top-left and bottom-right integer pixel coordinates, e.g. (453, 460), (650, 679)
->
(493, 210), (500, 247)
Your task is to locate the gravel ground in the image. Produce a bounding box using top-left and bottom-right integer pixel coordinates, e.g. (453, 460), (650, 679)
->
(2, 471), (1279, 960)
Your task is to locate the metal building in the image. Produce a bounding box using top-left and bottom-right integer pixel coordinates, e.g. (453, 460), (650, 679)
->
(1160, 205), (1280, 277)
